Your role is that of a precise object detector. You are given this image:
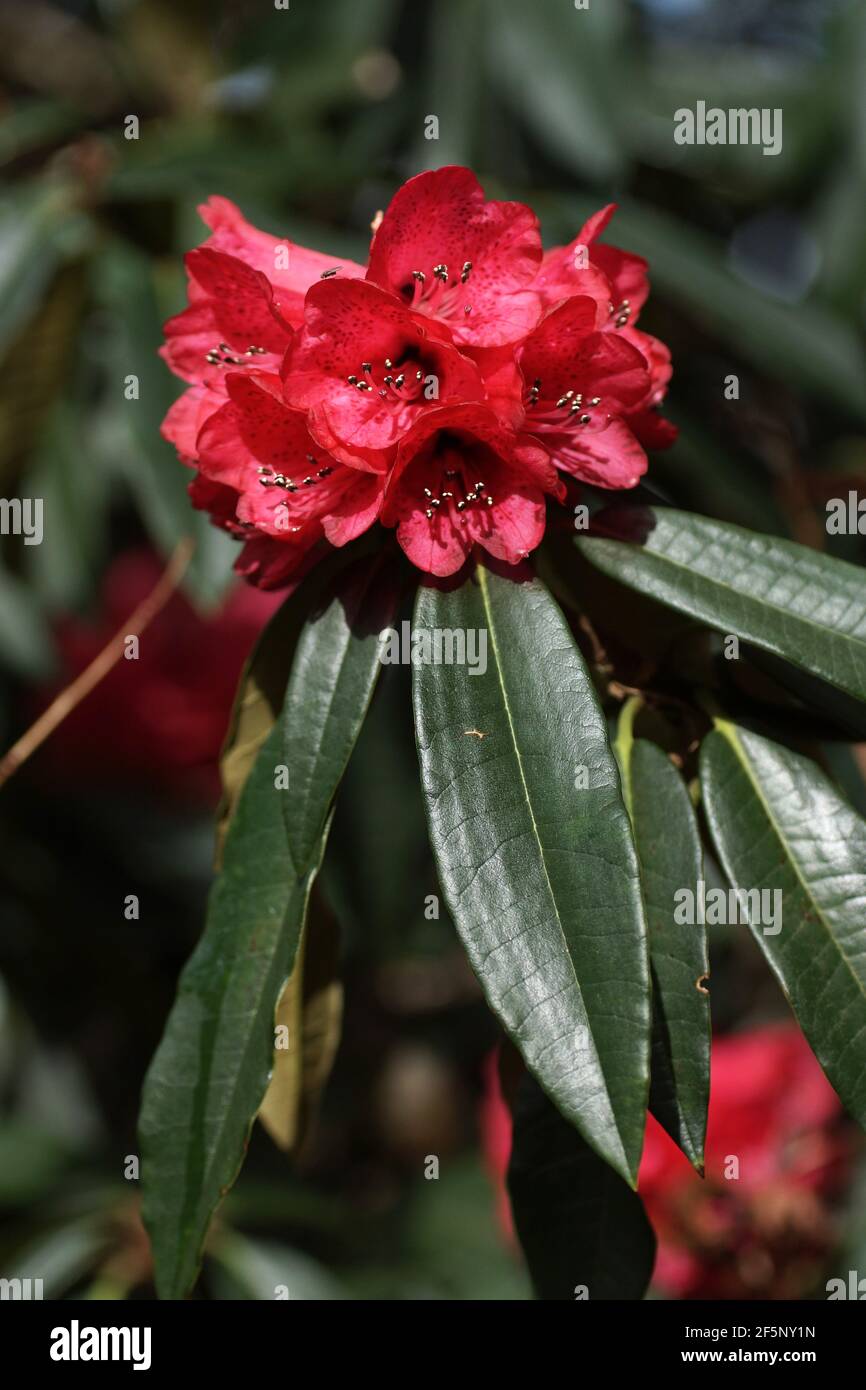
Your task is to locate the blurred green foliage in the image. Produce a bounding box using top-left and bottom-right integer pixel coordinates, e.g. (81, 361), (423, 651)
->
(0, 0), (864, 1299)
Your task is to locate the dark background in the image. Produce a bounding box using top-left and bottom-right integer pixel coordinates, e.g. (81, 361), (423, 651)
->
(0, 0), (864, 1299)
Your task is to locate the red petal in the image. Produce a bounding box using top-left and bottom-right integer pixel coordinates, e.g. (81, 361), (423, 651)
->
(533, 203), (649, 321)
(625, 409), (678, 450)
(161, 294), (286, 389)
(186, 248), (291, 353)
(396, 506), (471, 577)
(188, 472), (240, 529)
(549, 417), (648, 489)
(520, 299), (651, 413)
(475, 485), (547, 567)
(367, 167), (542, 348)
(198, 196), (365, 328)
(383, 403), (552, 575)
(161, 385), (226, 463)
(196, 375), (318, 491)
(235, 532), (326, 590)
(322, 474), (384, 547)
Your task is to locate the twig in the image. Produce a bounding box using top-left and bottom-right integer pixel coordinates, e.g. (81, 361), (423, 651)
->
(0, 538), (195, 790)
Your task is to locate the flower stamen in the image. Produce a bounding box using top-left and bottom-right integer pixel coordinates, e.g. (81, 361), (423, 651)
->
(204, 343), (268, 367)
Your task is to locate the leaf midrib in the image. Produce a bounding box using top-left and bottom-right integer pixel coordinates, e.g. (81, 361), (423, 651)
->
(584, 523), (866, 656)
(477, 565), (626, 1164)
(628, 740), (706, 1163)
(713, 720), (866, 1008)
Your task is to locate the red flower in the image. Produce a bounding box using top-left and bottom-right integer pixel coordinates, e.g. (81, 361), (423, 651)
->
(281, 279), (484, 467)
(381, 403), (561, 577)
(531, 203), (676, 455)
(516, 296), (653, 488)
(196, 372), (385, 580)
(639, 1025), (850, 1300)
(160, 170), (676, 586)
(478, 1026), (852, 1299)
(32, 550), (282, 803)
(366, 167), (543, 349)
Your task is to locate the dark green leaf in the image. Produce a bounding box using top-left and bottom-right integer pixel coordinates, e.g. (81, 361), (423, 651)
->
(412, 563), (650, 1183)
(486, 0), (626, 183)
(0, 182), (91, 354)
(321, 663), (431, 956)
(745, 647), (866, 741)
(0, 566), (56, 679)
(412, 0), (484, 169)
(2, 1217), (109, 1299)
(216, 547), (362, 857)
(617, 705), (709, 1171)
(578, 508), (866, 703)
(140, 557), (398, 1299)
(701, 721), (866, 1130)
(508, 1073), (655, 1301)
(24, 402), (107, 613)
(210, 1232), (344, 1301)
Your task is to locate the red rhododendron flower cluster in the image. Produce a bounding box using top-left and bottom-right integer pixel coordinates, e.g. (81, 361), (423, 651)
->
(33, 551), (281, 803)
(161, 168), (675, 584)
(639, 1026), (849, 1299)
(480, 1026), (851, 1300)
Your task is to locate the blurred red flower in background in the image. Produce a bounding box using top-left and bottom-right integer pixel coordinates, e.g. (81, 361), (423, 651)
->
(480, 1025), (851, 1299)
(32, 550), (281, 804)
